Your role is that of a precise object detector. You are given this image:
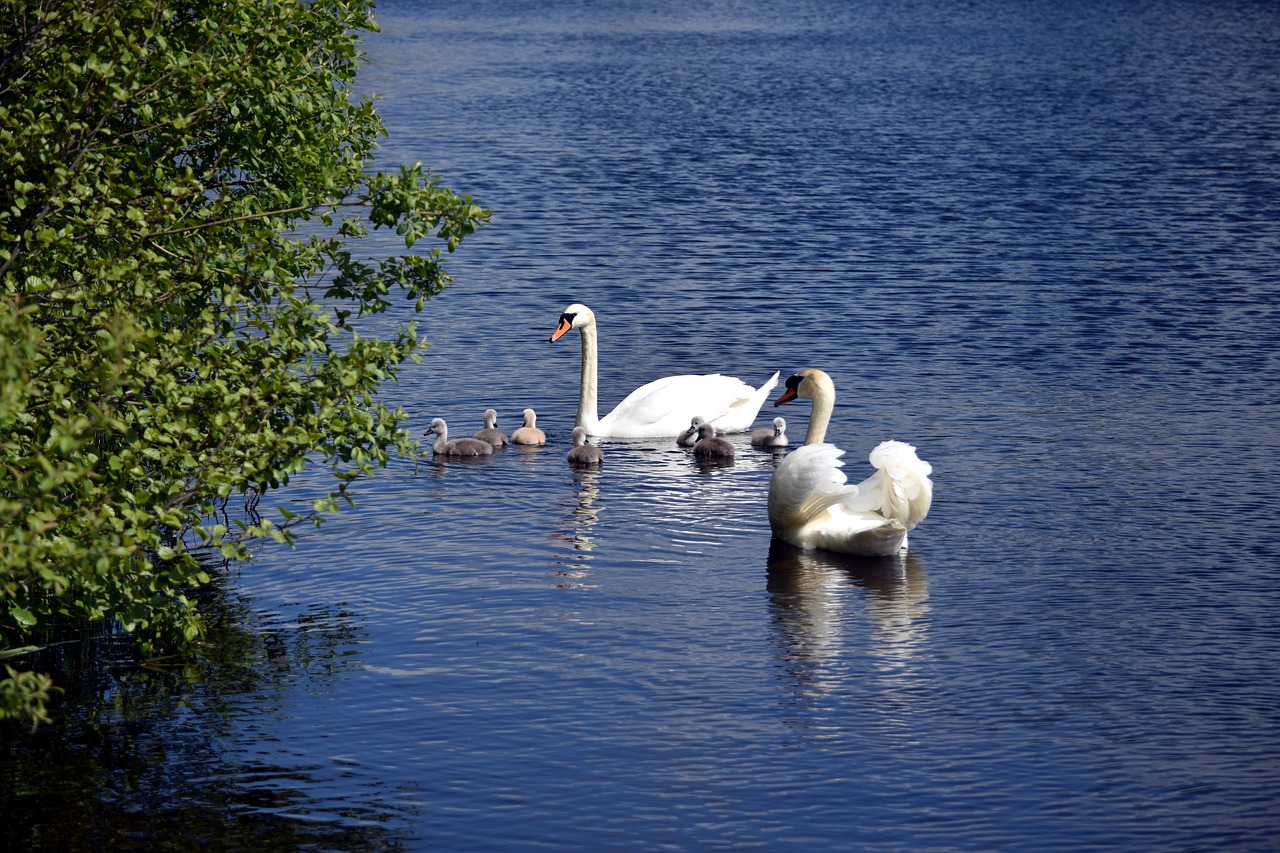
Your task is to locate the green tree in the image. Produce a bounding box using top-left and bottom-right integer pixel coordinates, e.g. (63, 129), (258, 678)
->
(0, 0), (488, 725)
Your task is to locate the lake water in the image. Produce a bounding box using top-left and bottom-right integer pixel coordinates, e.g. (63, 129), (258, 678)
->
(5, 0), (1280, 850)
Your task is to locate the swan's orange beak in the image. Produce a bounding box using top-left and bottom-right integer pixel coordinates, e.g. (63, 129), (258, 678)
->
(549, 316), (572, 342)
(774, 386), (798, 406)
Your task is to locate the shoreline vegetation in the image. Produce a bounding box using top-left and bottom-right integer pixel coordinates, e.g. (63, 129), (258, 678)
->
(0, 0), (488, 726)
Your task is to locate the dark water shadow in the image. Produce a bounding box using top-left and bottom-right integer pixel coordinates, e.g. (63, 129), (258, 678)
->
(686, 449), (737, 474)
(0, 564), (411, 853)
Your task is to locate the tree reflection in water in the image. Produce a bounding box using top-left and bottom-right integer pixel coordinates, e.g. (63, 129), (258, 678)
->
(0, 563), (412, 853)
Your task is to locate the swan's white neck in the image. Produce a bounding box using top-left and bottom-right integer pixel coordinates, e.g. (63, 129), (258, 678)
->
(804, 383), (834, 445)
(577, 321), (601, 430)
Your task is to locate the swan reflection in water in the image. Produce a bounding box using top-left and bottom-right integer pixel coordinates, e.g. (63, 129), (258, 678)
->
(766, 539), (929, 698)
(550, 468), (603, 587)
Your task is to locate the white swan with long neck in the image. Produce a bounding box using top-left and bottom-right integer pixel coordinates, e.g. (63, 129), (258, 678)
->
(768, 369), (932, 557)
(548, 303), (779, 438)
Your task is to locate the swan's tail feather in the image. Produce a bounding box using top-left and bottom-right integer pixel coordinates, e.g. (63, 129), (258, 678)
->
(858, 440), (933, 530)
(712, 371), (780, 432)
(731, 370), (780, 409)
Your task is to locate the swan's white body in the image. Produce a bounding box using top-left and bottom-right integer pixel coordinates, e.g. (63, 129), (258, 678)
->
(550, 303), (779, 438)
(768, 369), (932, 557)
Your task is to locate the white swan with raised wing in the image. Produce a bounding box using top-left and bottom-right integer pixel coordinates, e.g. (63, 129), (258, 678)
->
(548, 303), (778, 438)
(768, 369), (932, 557)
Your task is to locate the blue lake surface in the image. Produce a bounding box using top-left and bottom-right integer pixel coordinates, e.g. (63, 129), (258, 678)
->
(5, 0), (1280, 850)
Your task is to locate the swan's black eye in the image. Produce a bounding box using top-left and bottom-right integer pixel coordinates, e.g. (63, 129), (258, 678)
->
(785, 374), (803, 392)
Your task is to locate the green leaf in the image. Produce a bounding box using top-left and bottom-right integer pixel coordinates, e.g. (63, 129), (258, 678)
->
(9, 607), (38, 629)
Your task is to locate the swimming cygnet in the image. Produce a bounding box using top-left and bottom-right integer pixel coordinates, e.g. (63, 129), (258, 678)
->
(511, 408), (547, 446)
(751, 416), (788, 449)
(676, 416), (706, 448)
(566, 426), (603, 466)
(474, 408), (509, 447)
(692, 421), (735, 459)
(426, 418), (494, 457)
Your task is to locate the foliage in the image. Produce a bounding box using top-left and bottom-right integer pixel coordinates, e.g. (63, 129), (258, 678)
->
(0, 0), (489, 725)
(0, 664), (57, 729)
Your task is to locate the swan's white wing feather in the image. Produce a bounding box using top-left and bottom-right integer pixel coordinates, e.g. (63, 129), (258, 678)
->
(806, 509), (909, 555)
(854, 440), (934, 529)
(768, 444), (853, 528)
(597, 371), (779, 438)
(769, 440), (933, 557)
